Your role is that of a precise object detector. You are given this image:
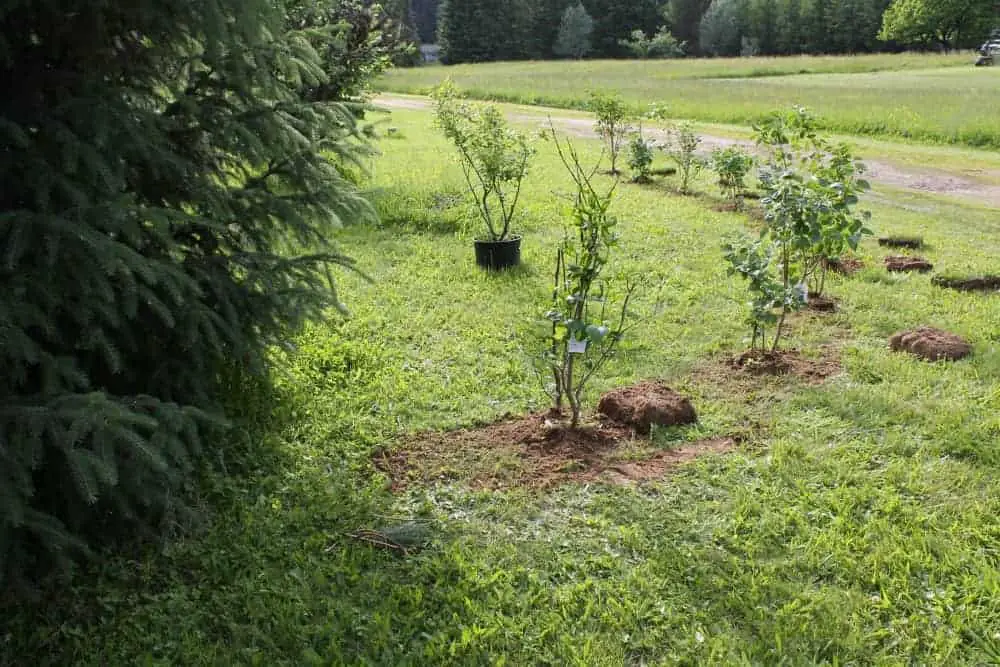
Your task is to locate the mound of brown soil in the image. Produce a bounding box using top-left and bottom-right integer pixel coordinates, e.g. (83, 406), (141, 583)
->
(806, 293), (837, 312)
(597, 382), (697, 434)
(878, 236), (923, 249)
(729, 349), (841, 381)
(823, 257), (864, 275)
(931, 275), (1000, 292)
(888, 327), (971, 361)
(885, 255), (933, 273)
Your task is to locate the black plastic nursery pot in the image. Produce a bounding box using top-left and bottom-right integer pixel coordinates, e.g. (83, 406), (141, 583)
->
(474, 235), (521, 271)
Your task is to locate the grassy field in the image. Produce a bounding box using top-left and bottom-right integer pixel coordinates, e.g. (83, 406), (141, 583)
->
(377, 55), (1000, 148)
(6, 107), (1000, 665)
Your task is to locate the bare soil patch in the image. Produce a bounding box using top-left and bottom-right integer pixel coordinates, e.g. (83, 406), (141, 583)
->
(878, 236), (924, 249)
(885, 255), (933, 273)
(806, 293), (837, 312)
(824, 257), (864, 275)
(931, 275), (1000, 292)
(728, 348), (841, 382)
(374, 386), (729, 491)
(889, 327), (971, 361)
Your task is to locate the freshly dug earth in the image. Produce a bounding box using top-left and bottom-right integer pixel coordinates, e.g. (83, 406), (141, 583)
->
(729, 349), (841, 381)
(889, 327), (971, 361)
(885, 255), (933, 273)
(807, 292), (837, 312)
(597, 382), (697, 434)
(878, 236), (924, 249)
(931, 275), (1000, 292)
(823, 257), (864, 275)
(374, 410), (734, 491)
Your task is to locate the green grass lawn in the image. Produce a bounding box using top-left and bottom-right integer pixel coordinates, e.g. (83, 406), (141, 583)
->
(377, 55), (1000, 149)
(6, 107), (1000, 666)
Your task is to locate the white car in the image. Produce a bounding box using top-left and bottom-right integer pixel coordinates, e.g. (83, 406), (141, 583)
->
(975, 41), (1000, 66)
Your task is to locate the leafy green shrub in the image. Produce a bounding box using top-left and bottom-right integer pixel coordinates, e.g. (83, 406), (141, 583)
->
(619, 27), (686, 58)
(666, 122), (704, 195)
(0, 0), (373, 582)
(541, 133), (637, 428)
(710, 147), (755, 207)
(723, 238), (804, 353)
(589, 92), (633, 176)
(755, 107), (871, 298)
(431, 81), (535, 241)
(627, 130), (655, 183)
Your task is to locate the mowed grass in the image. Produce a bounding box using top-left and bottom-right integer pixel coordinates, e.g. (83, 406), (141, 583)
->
(6, 108), (1000, 665)
(377, 55), (1000, 148)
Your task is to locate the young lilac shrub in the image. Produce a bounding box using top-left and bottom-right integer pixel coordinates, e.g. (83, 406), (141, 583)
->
(754, 106), (871, 300)
(589, 91), (633, 176)
(627, 124), (655, 183)
(710, 147), (755, 208)
(725, 106), (872, 354)
(666, 121), (704, 195)
(431, 80), (535, 242)
(540, 131), (638, 429)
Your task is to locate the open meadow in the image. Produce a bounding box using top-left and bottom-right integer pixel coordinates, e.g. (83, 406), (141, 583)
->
(377, 54), (1000, 148)
(7, 97), (1000, 664)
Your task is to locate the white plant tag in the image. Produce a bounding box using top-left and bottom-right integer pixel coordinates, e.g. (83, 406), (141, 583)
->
(568, 336), (588, 354)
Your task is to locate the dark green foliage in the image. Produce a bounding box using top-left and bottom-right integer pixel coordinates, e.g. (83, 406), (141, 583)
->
(530, 0), (575, 58)
(437, 0), (505, 63)
(582, 0), (662, 57)
(666, 0), (713, 52)
(879, 0), (997, 50)
(699, 0), (749, 55)
(554, 2), (596, 59)
(619, 26), (687, 57)
(413, 0), (440, 42)
(0, 0), (373, 581)
(288, 0), (418, 96)
(699, 0), (899, 55)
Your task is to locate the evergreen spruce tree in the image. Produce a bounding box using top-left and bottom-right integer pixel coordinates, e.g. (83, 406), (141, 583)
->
(0, 0), (373, 582)
(529, 0), (575, 58)
(438, 0), (504, 62)
(412, 0), (440, 43)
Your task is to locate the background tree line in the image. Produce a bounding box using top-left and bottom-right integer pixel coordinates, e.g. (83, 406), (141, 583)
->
(408, 0), (997, 63)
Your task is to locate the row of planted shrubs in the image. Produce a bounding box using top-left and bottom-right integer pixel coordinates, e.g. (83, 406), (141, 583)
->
(431, 85), (870, 424)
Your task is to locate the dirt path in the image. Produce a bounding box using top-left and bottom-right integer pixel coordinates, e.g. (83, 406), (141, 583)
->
(375, 94), (1000, 209)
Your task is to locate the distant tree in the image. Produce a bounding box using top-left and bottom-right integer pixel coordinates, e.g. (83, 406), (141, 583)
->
(774, 0), (804, 54)
(412, 0), (440, 42)
(438, 0), (501, 62)
(665, 0), (713, 53)
(620, 26), (687, 57)
(582, 0), (662, 57)
(529, 0), (575, 58)
(699, 0), (748, 55)
(438, 0), (534, 62)
(750, 0), (779, 53)
(554, 2), (595, 58)
(879, 0), (996, 51)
